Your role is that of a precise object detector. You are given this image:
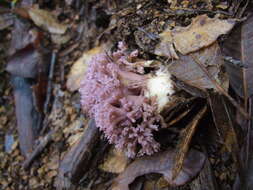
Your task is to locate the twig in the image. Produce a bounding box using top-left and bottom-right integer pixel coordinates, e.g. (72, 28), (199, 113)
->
(191, 55), (250, 119)
(44, 51), (56, 114)
(59, 43), (79, 57)
(40, 51), (56, 135)
(23, 130), (54, 170)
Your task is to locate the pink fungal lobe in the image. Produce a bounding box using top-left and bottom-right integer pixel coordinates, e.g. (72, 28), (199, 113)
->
(79, 42), (161, 158)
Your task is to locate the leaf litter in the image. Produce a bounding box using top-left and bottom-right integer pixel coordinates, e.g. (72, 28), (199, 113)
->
(0, 0), (252, 190)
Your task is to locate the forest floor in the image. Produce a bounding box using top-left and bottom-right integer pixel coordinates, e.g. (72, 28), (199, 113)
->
(0, 0), (252, 190)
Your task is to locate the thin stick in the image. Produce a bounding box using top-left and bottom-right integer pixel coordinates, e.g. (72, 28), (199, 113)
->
(44, 51), (57, 114)
(23, 131), (54, 170)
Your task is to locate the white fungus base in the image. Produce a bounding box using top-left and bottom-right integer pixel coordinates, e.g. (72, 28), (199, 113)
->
(145, 69), (174, 112)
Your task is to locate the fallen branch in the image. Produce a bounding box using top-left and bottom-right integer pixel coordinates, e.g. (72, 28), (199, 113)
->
(55, 119), (100, 189)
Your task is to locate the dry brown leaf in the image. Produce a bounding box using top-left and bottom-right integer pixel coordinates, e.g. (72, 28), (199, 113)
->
(99, 147), (129, 174)
(111, 149), (206, 190)
(51, 33), (71, 45)
(168, 42), (227, 91)
(222, 14), (253, 99)
(66, 46), (104, 92)
(155, 15), (235, 57)
(28, 8), (67, 34)
(67, 132), (83, 146)
(155, 28), (179, 59)
(208, 93), (239, 154)
(46, 170), (58, 178)
(172, 105), (207, 180)
(143, 180), (160, 190)
(172, 14), (235, 54)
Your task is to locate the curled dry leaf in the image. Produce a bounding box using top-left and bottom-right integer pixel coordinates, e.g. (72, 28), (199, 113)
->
(27, 8), (67, 34)
(66, 45), (104, 92)
(111, 149), (206, 190)
(168, 42), (227, 91)
(155, 14), (235, 57)
(99, 147), (129, 174)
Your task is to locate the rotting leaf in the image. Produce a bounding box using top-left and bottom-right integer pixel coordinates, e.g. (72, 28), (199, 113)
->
(172, 105), (207, 180)
(172, 14), (235, 55)
(155, 14), (235, 57)
(9, 19), (39, 55)
(155, 28), (179, 59)
(111, 149), (206, 190)
(16, 7), (68, 34)
(99, 147), (129, 174)
(66, 45), (104, 92)
(190, 158), (218, 190)
(10, 76), (38, 157)
(208, 93), (239, 154)
(168, 42), (227, 91)
(0, 13), (14, 30)
(6, 45), (42, 78)
(28, 8), (67, 34)
(222, 14), (253, 99)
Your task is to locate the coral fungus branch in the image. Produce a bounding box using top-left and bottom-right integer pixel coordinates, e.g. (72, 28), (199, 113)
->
(79, 42), (173, 158)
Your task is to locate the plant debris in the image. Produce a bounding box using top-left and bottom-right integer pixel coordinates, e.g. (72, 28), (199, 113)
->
(1, 0), (253, 190)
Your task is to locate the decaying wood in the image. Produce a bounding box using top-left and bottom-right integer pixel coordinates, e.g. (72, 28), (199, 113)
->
(55, 119), (100, 189)
(23, 130), (54, 169)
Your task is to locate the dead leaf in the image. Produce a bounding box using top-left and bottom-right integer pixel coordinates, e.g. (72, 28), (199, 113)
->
(111, 149), (206, 190)
(99, 147), (129, 173)
(46, 170), (58, 178)
(168, 42), (226, 91)
(172, 105), (207, 180)
(67, 132), (83, 147)
(208, 93), (239, 154)
(172, 14), (235, 54)
(6, 44), (44, 79)
(66, 45), (104, 91)
(155, 15), (235, 57)
(143, 180), (160, 190)
(51, 33), (71, 45)
(222, 14), (253, 99)
(0, 13), (14, 30)
(9, 19), (39, 55)
(4, 134), (14, 153)
(155, 28), (179, 59)
(27, 8), (68, 34)
(10, 76), (38, 157)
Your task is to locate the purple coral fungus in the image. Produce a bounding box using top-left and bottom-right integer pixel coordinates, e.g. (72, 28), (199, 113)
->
(79, 42), (171, 158)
